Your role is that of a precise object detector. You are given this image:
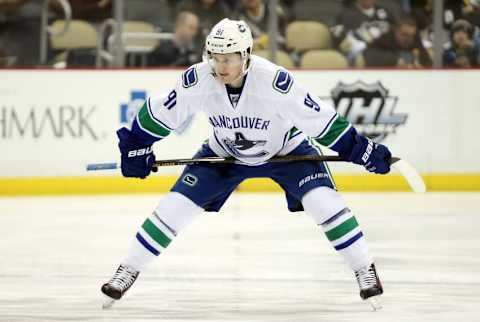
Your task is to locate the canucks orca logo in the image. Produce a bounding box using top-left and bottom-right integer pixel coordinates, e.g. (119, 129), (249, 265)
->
(120, 90), (147, 124)
(223, 132), (269, 158)
(324, 81), (407, 142)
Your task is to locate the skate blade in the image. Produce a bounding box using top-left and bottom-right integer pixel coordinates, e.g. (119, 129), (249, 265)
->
(102, 296), (116, 309)
(367, 296), (383, 311)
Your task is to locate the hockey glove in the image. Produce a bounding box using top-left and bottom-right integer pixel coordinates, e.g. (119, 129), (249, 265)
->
(348, 134), (391, 174)
(117, 127), (157, 179)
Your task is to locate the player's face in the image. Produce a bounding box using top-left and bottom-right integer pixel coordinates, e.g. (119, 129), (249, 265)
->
(210, 53), (244, 85)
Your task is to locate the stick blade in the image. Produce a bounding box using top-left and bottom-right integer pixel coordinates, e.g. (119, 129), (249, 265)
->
(391, 159), (426, 193)
(86, 163), (118, 171)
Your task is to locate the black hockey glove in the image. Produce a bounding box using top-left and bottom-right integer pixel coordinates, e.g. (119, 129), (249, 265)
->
(347, 134), (392, 174)
(117, 128), (157, 179)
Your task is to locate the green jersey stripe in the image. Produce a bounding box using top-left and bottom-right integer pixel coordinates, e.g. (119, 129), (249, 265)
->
(137, 102), (171, 137)
(288, 126), (301, 140)
(142, 218), (172, 248)
(135, 114), (165, 139)
(327, 123), (352, 148)
(325, 216), (359, 241)
(315, 116), (350, 147)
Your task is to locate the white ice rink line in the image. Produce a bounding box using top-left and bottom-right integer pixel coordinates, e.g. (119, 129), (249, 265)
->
(0, 192), (479, 322)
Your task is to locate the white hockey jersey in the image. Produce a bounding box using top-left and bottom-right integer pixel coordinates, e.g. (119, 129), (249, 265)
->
(134, 55), (351, 165)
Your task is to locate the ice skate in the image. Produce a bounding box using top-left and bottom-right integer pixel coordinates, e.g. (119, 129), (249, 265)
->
(355, 263), (383, 311)
(101, 264), (139, 309)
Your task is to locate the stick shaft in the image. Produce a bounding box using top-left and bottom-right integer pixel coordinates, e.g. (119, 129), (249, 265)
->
(86, 156), (424, 192)
(86, 156), (401, 170)
(86, 155), (348, 170)
(156, 155), (346, 166)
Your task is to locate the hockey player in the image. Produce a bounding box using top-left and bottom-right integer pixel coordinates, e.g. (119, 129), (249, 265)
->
(101, 18), (389, 310)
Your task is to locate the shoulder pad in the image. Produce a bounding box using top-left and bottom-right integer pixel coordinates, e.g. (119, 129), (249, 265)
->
(272, 69), (293, 94)
(182, 67), (198, 88)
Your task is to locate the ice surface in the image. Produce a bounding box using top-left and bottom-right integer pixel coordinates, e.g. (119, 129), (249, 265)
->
(0, 192), (479, 322)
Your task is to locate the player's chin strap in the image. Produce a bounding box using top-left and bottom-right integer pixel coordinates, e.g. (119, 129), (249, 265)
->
(241, 55), (251, 75)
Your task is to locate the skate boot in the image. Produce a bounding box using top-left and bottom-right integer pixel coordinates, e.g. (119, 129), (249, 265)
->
(355, 263), (383, 311)
(101, 264), (139, 309)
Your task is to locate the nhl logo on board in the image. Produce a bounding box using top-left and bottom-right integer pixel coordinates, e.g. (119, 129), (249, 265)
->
(327, 81), (407, 142)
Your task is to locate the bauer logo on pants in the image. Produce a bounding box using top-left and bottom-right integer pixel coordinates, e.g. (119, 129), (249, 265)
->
(323, 81), (408, 142)
(299, 173), (329, 188)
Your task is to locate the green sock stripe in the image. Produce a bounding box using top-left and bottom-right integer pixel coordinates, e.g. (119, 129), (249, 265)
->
(142, 218), (172, 248)
(325, 216), (359, 241)
(315, 116), (349, 147)
(137, 102), (171, 137)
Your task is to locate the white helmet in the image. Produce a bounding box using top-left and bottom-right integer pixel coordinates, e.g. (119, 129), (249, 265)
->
(205, 18), (253, 74)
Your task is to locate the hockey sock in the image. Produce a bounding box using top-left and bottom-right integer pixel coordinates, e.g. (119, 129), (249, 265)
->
(122, 192), (203, 271)
(302, 187), (372, 271)
(320, 207), (372, 271)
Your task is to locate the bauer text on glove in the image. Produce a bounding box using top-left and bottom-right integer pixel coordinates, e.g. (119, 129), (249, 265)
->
(117, 127), (157, 179)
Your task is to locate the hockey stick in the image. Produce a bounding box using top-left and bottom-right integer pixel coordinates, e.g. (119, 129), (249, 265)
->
(86, 155), (426, 193)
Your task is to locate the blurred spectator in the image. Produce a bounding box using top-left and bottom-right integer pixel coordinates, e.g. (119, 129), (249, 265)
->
(443, 19), (479, 67)
(0, 0), (41, 66)
(176, 0), (230, 57)
(409, 0), (436, 52)
(400, 0), (411, 13)
(221, 0), (238, 11)
(124, 0), (176, 32)
(332, 0), (396, 64)
(285, 0), (344, 26)
(0, 0), (26, 14)
(177, 0), (230, 34)
(0, 0), (27, 64)
(410, 0), (432, 31)
(51, 0), (111, 22)
(235, 0), (289, 50)
(445, 0), (480, 31)
(0, 48), (8, 67)
(148, 11), (200, 66)
(363, 15), (433, 67)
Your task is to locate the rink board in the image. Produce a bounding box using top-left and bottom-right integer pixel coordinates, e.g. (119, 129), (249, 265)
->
(1, 69), (479, 194)
(1, 174), (480, 196)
